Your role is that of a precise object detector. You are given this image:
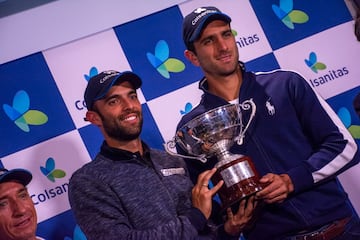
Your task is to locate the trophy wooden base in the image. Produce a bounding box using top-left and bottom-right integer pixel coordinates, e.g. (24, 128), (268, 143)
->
(212, 155), (262, 210)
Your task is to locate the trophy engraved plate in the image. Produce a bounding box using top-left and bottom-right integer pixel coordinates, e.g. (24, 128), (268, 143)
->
(219, 160), (255, 188)
(165, 99), (263, 210)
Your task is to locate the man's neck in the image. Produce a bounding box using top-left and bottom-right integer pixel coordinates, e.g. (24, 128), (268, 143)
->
(206, 68), (242, 101)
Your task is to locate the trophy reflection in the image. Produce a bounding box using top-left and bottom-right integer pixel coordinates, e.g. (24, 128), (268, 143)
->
(165, 99), (263, 210)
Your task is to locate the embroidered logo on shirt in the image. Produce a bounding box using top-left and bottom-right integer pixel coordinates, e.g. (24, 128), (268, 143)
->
(160, 167), (185, 176)
(266, 100), (275, 115)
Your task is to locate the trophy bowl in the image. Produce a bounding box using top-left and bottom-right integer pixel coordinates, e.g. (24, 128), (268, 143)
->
(165, 100), (263, 210)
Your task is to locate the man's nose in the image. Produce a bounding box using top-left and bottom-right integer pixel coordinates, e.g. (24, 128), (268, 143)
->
(217, 37), (228, 51)
(122, 98), (134, 109)
(11, 201), (27, 216)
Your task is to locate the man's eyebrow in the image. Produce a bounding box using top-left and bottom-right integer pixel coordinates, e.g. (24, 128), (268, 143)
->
(106, 89), (137, 99)
(104, 93), (120, 101)
(18, 187), (27, 193)
(0, 186), (27, 198)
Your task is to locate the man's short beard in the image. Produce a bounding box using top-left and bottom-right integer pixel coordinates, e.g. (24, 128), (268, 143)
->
(96, 109), (143, 141)
(106, 121), (142, 141)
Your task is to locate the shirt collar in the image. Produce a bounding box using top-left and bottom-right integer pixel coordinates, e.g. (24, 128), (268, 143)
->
(100, 141), (151, 162)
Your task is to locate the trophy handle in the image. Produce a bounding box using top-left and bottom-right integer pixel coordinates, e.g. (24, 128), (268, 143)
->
(164, 138), (208, 163)
(236, 98), (256, 145)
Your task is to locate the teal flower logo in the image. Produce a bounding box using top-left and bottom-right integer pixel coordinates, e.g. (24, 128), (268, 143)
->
(180, 102), (193, 115)
(40, 157), (66, 182)
(272, 0), (309, 29)
(305, 52), (326, 73)
(146, 40), (185, 79)
(2, 90), (48, 132)
(337, 107), (360, 139)
(64, 225), (87, 240)
(84, 67), (98, 81)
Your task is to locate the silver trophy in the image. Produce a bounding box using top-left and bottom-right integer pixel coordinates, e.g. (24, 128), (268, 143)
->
(165, 99), (263, 210)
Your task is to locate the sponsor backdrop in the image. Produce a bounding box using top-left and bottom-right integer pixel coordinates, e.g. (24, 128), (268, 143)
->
(1, 0), (359, 239)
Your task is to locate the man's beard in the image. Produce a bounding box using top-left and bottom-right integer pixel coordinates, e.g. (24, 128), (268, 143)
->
(99, 110), (143, 141)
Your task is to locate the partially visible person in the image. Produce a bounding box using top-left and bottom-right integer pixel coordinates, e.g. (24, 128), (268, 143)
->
(177, 6), (360, 240)
(68, 70), (254, 239)
(345, 0), (360, 40)
(356, 9), (360, 41)
(0, 167), (43, 240)
(354, 92), (360, 117)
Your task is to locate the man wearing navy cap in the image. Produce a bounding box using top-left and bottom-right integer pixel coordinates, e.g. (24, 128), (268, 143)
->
(177, 5), (360, 240)
(68, 70), (236, 239)
(0, 168), (43, 240)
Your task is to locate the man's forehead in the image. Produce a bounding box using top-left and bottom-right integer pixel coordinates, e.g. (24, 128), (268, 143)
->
(0, 181), (27, 197)
(105, 81), (137, 95)
(197, 20), (231, 39)
(113, 79), (137, 89)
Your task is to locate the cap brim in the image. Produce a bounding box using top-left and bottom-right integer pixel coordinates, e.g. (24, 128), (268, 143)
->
(113, 71), (142, 90)
(97, 71), (142, 100)
(0, 169), (32, 186)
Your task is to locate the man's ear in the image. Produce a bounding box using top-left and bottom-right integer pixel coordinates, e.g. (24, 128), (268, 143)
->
(85, 111), (102, 126)
(184, 50), (200, 67)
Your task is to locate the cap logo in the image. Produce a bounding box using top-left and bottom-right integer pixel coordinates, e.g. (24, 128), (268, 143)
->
(0, 169), (7, 175)
(194, 7), (207, 14)
(192, 8), (218, 26)
(99, 71), (118, 83)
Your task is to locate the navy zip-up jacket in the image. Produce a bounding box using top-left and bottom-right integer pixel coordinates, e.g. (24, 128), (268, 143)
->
(176, 67), (360, 239)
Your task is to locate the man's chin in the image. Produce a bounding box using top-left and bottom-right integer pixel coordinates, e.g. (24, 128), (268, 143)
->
(111, 130), (141, 141)
(11, 228), (36, 240)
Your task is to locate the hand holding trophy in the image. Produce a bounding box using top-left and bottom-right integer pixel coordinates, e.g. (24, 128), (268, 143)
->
(165, 99), (263, 210)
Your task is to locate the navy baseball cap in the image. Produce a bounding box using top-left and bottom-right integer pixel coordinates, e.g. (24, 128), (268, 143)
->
(84, 70), (142, 110)
(0, 168), (32, 186)
(182, 6), (231, 49)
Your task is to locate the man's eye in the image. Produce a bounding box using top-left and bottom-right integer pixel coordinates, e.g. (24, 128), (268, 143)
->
(203, 39), (212, 45)
(0, 200), (8, 207)
(109, 99), (119, 105)
(20, 193), (29, 199)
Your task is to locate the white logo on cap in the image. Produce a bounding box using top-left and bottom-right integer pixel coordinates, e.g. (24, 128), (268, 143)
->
(194, 7), (207, 14)
(100, 71), (118, 84)
(192, 8), (218, 26)
(104, 70), (117, 74)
